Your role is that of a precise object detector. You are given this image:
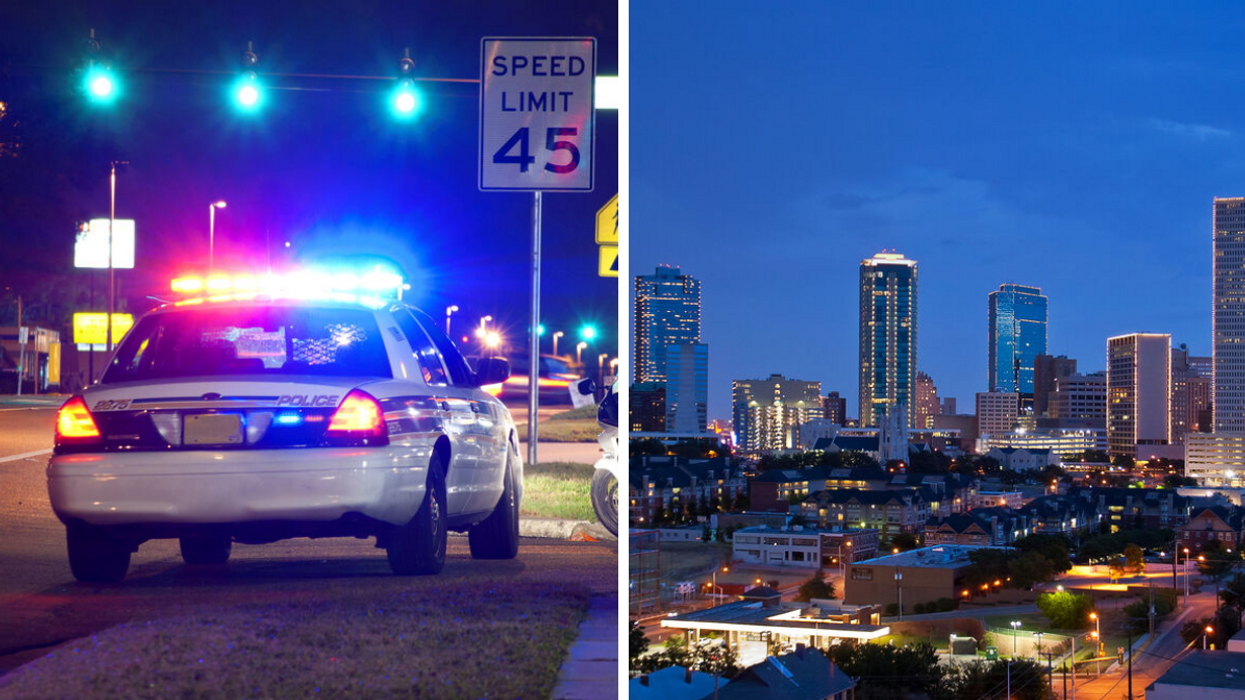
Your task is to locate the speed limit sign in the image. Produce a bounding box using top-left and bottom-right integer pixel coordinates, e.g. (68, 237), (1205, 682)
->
(479, 37), (595, 191)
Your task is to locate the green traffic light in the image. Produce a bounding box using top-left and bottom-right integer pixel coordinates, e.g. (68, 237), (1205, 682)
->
(85, 65), (118, 104)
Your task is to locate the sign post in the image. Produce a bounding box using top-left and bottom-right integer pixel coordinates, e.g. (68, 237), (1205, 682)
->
(480, 37), (595, 468)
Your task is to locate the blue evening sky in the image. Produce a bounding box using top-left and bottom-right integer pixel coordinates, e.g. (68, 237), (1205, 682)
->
(632, 1), (1245, 420)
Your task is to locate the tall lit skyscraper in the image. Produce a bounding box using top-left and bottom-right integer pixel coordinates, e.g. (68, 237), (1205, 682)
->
(859, 252), (918, 428)
(988, 284), (1048, 398)
(633, 265), (701, 384)
(1215, 197), (1245, 432)
(914, 372), (939, 429)
(1107, 333), (1171, 458)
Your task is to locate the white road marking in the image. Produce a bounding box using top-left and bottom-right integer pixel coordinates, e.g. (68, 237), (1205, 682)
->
(0, 448), (52, 464)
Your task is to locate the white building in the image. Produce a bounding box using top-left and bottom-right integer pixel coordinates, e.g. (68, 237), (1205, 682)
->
(1107, 333), (1171, 458)
(978, 428), (1108, 456)
(976, 390), (1019, 436)
(1186, 433), (1245, 487)
(732, 525), (822, 569)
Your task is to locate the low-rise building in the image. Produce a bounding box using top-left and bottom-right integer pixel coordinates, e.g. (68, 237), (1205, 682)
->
(982, 446), (1060, 471)
(630, 666), (719, 700)
(801, 488), (932, 536)
(629, 456), (747, 525)
(733, 525), (823, 568)
(709, 648), (857, 700)
(843, 545), (1007, 613)
(924, 509), (1027, 547)
(1146, 650), (1245, 700)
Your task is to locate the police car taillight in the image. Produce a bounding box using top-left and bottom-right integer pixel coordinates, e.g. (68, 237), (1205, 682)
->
(326, 390), (386, 439)
(56, 396), (102, 444)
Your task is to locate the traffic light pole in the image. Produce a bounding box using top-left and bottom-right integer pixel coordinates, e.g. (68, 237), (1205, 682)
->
(527, 191), (541, 468)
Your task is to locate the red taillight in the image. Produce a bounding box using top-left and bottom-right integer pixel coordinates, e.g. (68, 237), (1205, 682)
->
(326, 390), (386, 437)
(56, 396), (101, 442)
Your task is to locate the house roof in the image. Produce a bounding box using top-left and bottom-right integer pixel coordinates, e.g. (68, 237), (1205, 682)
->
(1146, 650), (1245, 692)
(707, 648), (855, 700)
(631, 666), (720, 700)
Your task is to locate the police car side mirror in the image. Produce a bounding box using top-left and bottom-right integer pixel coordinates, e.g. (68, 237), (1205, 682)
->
(576, 378), (596, 396)
(475, 357), (511, 386)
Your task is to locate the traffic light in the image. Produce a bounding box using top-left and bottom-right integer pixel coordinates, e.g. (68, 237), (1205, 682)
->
(389, 49), (423, 120)
(580, 324), (597, 341)
(81, 29), (119, 105)
(232, 42), (263, 112)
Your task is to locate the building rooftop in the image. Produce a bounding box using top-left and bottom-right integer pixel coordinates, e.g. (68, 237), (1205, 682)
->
(856, 544), (1010, 568)
(711, 648), (855, 700)
(663, 601), (889, 640)
(630, 666), (719, 700)
(1147, 650), (1245, 692)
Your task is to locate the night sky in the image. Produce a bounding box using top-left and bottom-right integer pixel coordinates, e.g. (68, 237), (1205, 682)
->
(0, 1), (618, 360)
(632, 1), (1240, 420)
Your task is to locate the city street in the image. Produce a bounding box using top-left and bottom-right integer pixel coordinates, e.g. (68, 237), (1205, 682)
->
(0, 397), (615, 677)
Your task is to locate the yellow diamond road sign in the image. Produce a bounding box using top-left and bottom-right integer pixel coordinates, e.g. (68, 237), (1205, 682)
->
(598, 244), (618, 278)
(595, 193), (618, 244)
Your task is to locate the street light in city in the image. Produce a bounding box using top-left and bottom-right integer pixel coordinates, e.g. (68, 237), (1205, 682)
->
(1010, 620), (1021, 658)
(445, 305), (458, 335)
(552, 331), (565, 357)
(1184, 547), (1191, 606)
(576, 341), (587, 364)
(1034, 631), (1044, 658)
(476, 315), (493, 339)
(710, 565), (729, 601)
(209, 201), (226, 273)
(1090, 611), (1101, 674)
(1206, 625), (1215, 650)
(895, 571), (904, 621)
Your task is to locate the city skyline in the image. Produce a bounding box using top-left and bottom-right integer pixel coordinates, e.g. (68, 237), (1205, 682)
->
(633, 3), (1236, 419)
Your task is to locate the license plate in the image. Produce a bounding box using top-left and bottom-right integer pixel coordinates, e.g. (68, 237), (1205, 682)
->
(184, 414), (243, 445)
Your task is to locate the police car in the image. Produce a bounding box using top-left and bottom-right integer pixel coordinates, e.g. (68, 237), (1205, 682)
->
(49, 274), (521, 582)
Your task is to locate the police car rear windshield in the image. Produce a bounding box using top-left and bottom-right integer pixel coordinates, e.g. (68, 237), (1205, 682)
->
(101, 306), (392, 383)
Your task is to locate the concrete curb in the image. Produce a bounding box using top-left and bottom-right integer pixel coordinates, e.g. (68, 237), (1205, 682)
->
(520, 517), (617, 541)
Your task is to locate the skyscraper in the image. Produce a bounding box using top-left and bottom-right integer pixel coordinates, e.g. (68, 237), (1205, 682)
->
(665, 343), (708, 432)
(732, 374), (821, 452)
(1033, 354), (1077, 417)
(988, 284), (1048, 398)
(1215, 197), (1245, 432)
(914, 372), (939, 429)
(859, 252), (918, 428)
(1107, 333), (1171, 458)
(633, 265), (701, 384)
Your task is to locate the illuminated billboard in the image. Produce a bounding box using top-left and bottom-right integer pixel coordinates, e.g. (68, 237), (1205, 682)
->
(74, 219), (135, 269)
(73, 313), (134, 345)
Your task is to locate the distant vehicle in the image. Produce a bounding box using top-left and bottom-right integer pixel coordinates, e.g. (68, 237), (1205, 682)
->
(474, 352), (582, 403)
(48, 292), (521, 582)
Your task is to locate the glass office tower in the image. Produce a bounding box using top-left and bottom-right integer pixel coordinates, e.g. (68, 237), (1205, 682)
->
(633, 265), (701, 384)
(988, 284), (1048, 397)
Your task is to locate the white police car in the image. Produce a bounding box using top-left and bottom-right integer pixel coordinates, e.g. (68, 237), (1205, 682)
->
(49, 288), (521, 583)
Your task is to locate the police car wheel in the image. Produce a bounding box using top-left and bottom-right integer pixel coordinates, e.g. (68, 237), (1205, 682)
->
(387, 456), (447, 575)
(180, 535), (232, 565)
(468, 450), (520, 560)
(67, 522), (131, 583)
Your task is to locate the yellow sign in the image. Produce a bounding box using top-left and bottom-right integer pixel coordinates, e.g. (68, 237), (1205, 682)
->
(595, 193), (618, 244)
(598, 245), (619, 278)
(73, 313), (134, 345)
(48, 342), (61, 384)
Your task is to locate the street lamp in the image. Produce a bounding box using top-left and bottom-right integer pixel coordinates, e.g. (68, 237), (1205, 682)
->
(576, 341), (587, 364)
(209, 201), (226, 273)
(1090, 612), (1101, 674)
(1184, 547), (1191, 607)
(445, 305), (458, 335)
(710, 566), (729, 601)
(895, 571), (904, 621)
(1034, 631), (1044, 659)
(476, 315), (493, 339)
(1206, 625), (1215, 650)
(552, 331), (565, 357)
(1010, 620), (1021, 658)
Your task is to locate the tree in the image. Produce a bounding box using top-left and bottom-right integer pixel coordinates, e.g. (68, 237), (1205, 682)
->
(827, 641), (944, 700)
(946, 659), (1051, 700)
(891, 532), (921, 552)
(1035, 590), (1093, 629)
(629, 621), (649, 670)
(1124, 544), (1145, 573)
(630, 438), (666, 456)
(794, 570), (834, 602)
(1112, 454), (1136, 469)
(1198, 539), (1238, 580)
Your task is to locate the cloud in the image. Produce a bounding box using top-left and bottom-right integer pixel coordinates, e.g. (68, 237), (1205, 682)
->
(1149, 118), (1232, 140)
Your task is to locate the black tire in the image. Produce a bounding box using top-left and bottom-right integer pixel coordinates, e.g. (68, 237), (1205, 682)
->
(469, 451), (520, 560)
(387, 456), (447, 575)
(179, 535), (232, 565)
(66, 522), (131, 583)
(590, 468), (618, 536)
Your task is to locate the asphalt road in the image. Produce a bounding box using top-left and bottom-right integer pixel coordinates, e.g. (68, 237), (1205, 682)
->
(0, 397), (616, 677)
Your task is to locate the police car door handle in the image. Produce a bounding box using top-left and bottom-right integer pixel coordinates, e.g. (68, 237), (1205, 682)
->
(470, 403), (481, 413)
(440, 400), (450, 412)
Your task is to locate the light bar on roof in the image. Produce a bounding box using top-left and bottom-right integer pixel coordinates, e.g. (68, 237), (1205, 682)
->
(170, 266), (404, 305)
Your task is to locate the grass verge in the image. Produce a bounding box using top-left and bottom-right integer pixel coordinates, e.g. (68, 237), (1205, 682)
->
(516, 406), (601, 443)
(0, 581), (589, 700)
(522, 462), (596, 522)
